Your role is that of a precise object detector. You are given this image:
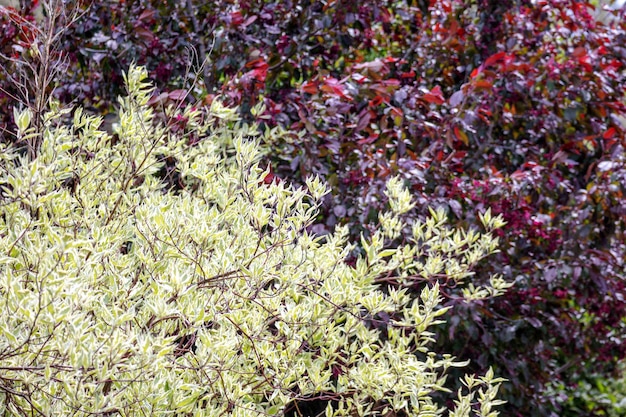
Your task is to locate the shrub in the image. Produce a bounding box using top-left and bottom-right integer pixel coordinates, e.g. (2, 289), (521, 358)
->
(0, 65), (509, 416)
(2, 1), (624, 414)
(548, 360), (626, 416)
(253, 2), (626, 415)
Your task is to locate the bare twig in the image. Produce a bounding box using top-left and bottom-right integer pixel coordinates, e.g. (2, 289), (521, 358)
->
(0, 0), (87, 159)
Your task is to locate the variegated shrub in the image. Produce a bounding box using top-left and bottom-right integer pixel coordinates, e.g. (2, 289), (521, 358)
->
(0, 66), (509, 416)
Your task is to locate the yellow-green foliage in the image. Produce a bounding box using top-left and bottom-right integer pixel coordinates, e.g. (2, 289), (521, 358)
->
(0, 66), (509, 416)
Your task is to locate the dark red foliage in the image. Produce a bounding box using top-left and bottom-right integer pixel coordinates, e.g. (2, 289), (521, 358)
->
(1, 1), (625, 415)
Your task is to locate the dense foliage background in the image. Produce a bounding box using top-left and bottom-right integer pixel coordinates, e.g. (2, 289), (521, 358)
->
(1, 0), (625, 415)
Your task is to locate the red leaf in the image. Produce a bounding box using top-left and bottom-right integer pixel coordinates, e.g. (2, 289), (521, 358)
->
(357, 133), (379, 145)
(263, 172), (275, 184)
(423, 86), (445, 105)
(260, 164), (280, 185)
(423, 94), (443, 104)
(356, 111), (372, 132)
(477, 108), (492, 122)
(484, 51), (507, 67)
(601, 59), (623, 72)
(245, 58), (267, 70)
(251, 68), (267, 82)
(242, 15), (257, 27)
(243, 59), (269, 83)
(320, 77), (351, 100)
(168, 89), (188, 101)
(454, 126), (469, 146)
(352, 73), (369, 84)
(380, 8), (392, 23)
(147, 92), (170, 106)
(604, 138), (617, 150)
(138, 9), (155, 23)
(578, 55), (593, 72)
(230, 11), (244, 26)
(301, 81), (318, 94)
(603, 127), (616, 139)
(473, 80), (493, 90)
(381, 79), (400, 87)
(369, 96), (384, 107)
(483, 52), (515, 71)
(431, 85), (443, 96)
(134, 26), (155, 43)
